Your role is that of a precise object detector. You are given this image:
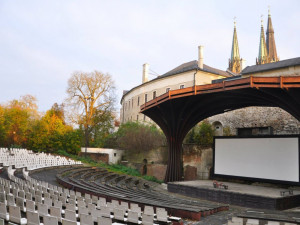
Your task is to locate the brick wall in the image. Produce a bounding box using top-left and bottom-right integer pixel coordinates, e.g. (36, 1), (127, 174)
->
(146, 164), (167, 181)
(79, 152), (109, 164)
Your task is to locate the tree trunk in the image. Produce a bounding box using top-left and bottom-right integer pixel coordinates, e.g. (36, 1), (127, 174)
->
(84, 127), (89, 157)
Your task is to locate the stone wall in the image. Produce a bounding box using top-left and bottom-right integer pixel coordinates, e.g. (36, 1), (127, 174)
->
(183, 145), (212, 180)
(208, 106), (300, 135)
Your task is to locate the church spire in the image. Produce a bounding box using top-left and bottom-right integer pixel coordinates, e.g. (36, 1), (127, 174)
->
(266, 8), (279, 62)
(228, 18), (241, 74)
(256, 16), (269, 65)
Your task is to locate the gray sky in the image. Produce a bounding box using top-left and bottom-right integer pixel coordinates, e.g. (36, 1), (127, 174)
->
(0, 0), (299, 114)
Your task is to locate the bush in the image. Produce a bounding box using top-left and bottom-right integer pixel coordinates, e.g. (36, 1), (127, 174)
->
(223, 126), (233, 136)
(105, 122), (166, 155)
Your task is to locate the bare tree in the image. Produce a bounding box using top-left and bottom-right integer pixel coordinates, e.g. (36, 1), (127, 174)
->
(66, 71), (116, 154)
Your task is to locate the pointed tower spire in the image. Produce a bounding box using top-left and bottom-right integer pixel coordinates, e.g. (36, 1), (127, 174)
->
(266, 7), (279, 62)
(257, 16), (269, 65)
(228, 18), (241, 74)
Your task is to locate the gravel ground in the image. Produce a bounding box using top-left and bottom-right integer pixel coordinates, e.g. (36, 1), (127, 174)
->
(2, 167), (300, 225)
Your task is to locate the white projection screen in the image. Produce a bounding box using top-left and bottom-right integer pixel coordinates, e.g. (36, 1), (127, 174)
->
(214, 137), (300, 183)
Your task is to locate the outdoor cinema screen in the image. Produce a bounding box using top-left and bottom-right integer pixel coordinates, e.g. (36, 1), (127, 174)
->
(214, 137), (299, 183)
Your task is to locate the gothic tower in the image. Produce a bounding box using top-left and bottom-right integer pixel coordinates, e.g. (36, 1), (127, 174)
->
(266, 9), (279, 62)
(256, 17), (269, 65)
(228, 20), (241, 74)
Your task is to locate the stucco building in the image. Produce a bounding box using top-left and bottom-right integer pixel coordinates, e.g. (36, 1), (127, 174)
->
(120, 46), (232, 124)
(120, 11), (300, 135)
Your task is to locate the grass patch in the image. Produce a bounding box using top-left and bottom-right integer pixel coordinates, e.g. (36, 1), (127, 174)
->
(57, 150), (163, 184)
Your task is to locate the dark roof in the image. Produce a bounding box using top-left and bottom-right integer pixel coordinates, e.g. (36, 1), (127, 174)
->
(160, 60), (231, 78)
(242, 57), (300, 74)
(120, 60), (231, 103)
(212, 75), (242, 84)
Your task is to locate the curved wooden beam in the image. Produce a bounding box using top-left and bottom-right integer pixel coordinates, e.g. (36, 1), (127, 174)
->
(140, 76), (300, 182)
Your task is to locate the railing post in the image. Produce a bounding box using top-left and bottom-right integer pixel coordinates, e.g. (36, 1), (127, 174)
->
(280, 76), (283, 89)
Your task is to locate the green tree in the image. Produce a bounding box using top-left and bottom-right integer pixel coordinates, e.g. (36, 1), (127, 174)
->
(184, 120), (215, 147)
(194, 120), (215, 146)
(90, 109), (115, 147)
(184, 127), (196, 144)
(62, 129), (82, 155)
(104, 122), (166, 159)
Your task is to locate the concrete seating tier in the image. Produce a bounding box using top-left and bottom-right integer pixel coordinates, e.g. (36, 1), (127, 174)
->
(0, 176), (130, 225)
(57, 167), (229, 220)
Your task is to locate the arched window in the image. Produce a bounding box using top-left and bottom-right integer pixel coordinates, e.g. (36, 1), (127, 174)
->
(212, 121), (223, 136)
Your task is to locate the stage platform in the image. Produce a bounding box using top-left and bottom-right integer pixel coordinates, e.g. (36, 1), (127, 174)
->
(168, 180), (300, 210)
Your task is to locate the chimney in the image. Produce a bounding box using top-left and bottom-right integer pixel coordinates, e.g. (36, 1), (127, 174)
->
(198, 46), (204, 69)
(142, 63), (149, 83)
(240, 59), (247, 71)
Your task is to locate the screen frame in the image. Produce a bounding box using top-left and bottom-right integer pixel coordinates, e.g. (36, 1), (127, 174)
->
(213, 135), (300, 186)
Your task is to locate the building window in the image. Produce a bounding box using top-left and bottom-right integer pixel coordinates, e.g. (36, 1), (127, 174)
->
(180, 85), (184, 89)
(144, 115), (146, 121)
(132, 99), (133, 107)
(145, 94), (148, 103)
(114, 153), (116, 157)
(237, 127), (273, 136)
(129, 101), (130, 109)
(153, 91), (156, 99)
(166, 88), (170, 93)
(138, 96), (140, 106)
(137, 115), (139, 121)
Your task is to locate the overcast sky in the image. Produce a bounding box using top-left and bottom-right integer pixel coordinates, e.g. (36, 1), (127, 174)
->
(0, 0), (299, 114)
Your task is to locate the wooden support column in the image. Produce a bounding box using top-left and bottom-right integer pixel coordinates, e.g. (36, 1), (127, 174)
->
(164, 135), (183, 183)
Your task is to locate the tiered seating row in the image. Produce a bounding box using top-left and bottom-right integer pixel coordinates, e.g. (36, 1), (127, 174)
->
(56, 167), (229, 220)
(0, 148), (81, 170)
(227, 216), (298, 225)
(0, 173), (177, 225)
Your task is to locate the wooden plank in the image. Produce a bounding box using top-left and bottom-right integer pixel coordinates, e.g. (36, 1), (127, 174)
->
(254, 84), (281, 88)
(170, 92), (195, 99)
(252, 77), (281, 83)
(281, 76), (300, 82)
(282, 84), (300, 88)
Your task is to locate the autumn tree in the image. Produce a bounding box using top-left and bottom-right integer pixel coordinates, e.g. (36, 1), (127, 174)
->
(0, 95), (39, 147)
(27, 103), (81, 154)
(66, 71), (116, 153)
